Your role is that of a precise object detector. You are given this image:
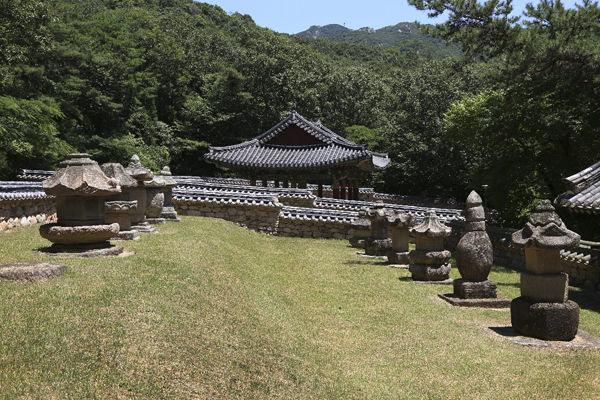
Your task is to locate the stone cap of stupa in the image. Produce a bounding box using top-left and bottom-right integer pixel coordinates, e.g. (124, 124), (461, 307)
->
(124, 155), (153, 182)
(410, 211), (451, 237)
(365, 201), (388, 222)
(101, 163), (137, 189)
(42, 153), (121, 197)
(158, 166), (177, 188)
(512, 199), (580, 249)
(385, 209), (417, 228)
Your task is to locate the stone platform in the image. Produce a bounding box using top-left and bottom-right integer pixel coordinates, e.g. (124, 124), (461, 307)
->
(438, 293), (511, 308)
(490, 327), (600, 349)
(0, 262), (68, 281)
(41, 243), (124, 257)
(414, 279), (453, 285)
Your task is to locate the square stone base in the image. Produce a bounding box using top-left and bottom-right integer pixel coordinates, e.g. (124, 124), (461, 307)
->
(115, 230), (140, 241)
(453, 279), (498, 299)
(132, 223), (156, 234)
(520, 272), (568, 303)
(409, 263), (451, 281)
(146, 218), (166, 225)
(438, 293), (511, 308)
(387, 251), (410, 265)
(511, 296), (579, 341)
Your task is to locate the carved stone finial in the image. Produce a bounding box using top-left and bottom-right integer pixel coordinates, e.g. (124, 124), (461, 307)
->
(512, 200), (580, 249)
(410, 211), (451, 238)
(125, 154), (153, 182)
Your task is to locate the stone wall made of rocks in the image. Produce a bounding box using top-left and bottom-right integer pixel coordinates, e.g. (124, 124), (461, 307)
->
(0, 199), (56, 232)
(176, 201), (280, 234)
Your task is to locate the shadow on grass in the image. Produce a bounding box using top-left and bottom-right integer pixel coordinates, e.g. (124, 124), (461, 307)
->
(569, 288), (600, 314)
(398, 276), (413, 282)
(343, 260), (391, 267)
(489, 326), (518, 337)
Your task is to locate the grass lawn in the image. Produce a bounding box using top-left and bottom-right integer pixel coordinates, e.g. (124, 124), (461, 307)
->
(0, 216), (599, 399)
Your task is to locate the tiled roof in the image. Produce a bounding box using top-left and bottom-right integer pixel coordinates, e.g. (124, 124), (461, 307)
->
(17, 169), (54, 181)
(173, 189), (282, 208)
(175, 180), (315, 200)
(314, 198), (463, 223)
(280, 206), (358, 224)
(0, 181), (52, 201)
(204, 111), (390, 170)
(555, 160), (600, 213)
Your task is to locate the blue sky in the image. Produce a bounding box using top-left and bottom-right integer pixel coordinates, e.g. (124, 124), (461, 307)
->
(202, 0), (583, 34)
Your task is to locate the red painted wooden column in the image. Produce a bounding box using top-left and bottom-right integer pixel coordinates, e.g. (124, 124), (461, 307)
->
(333, 184), (340, 199)
(340, 184), (347, 200)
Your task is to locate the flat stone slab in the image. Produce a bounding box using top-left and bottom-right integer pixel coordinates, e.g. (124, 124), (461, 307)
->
(356, 251), (385, 260)
(438, 293), (511, 308)
(490, 327), (600, 349)
(413, 278), (454, 285)
(0, 263), (68, 281)
(41, 244), (124, 258)
(388, 264), (409, 269)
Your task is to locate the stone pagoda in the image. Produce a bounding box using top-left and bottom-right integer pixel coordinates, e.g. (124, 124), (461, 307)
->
(385, 210), (416, 265)
(158, 166), (180, 222)
(510, 200), (581, 341)
(409, 211), (452, 282)
(349, 208), (371, 249)
(144, 174), (166, 225)
(439, 191), (510, 307)
(101, 163), (139, 240)
(364, 203), (392, 256)
(39, 153), (123, 256)
(124, 155), (155, 233)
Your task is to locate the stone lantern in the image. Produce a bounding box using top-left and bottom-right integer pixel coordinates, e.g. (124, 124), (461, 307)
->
(349, 208), (371, 249)
(510, 200), (581, 341)
(385, 210), (417, 265)
(144, 174), (166, 225)
(101, 163), (139, 240)
(439, 191), (510, 307)
(158, 166), (180, 222)
(364, 203), (392, 256)
(39, 153), (123, 256)
(409, 211), (452, 281)
(124, 155), (155, 233)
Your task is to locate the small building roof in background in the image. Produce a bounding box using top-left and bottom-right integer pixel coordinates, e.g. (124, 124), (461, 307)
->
(204, 110), (390, 170)
(555, 160), (600, 214)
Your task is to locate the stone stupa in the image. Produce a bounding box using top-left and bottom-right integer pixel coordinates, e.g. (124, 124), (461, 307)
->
(439, 191), (510, 307)
(385, 210), (417, 265)
(124, 155), (155, 233)
(39, 153), (123, 256)
(408, 211), (452, 282)
(510, 200), (581, 341)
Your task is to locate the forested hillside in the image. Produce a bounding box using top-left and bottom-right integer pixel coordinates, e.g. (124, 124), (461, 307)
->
(1, 0), (599, 235)
(296, 22), (461, 58)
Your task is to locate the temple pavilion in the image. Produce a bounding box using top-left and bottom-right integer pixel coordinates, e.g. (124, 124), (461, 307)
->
(556, 159), (600, 215)
(204, 110), (390, 199)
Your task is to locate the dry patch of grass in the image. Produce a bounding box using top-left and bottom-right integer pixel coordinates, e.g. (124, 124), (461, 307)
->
(0, 217), (599, 399)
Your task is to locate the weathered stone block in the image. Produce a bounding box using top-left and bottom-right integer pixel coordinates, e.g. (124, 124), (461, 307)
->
(453, 279), (497, 299)
(409, 263), (451, 281)
(387, 251), (410, 265)
(511, 296), (579, 341)
(520, 272), (568, 303)
(525, 247), (563, 274)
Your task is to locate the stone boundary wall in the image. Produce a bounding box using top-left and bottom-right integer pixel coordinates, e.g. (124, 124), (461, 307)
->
(0, 182), (57, 232)
(278, 206), (358, 239)
(447, 221), (600, 290)
(173, 190), (281, 234)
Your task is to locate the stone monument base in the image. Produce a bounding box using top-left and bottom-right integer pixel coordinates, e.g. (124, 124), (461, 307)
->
(41, 242), (124, 257)
(438, 279), (510, 308)
(146, 218), (166, 225)
(161, 208), (181, 222)
(132, 223), (156, 234)
(438, 293), (511, 308)
(453, 279), (498, 299)
(115, 230), (140, 241)
(386, 251), (410, 265)
(409, 263), (451, 281)
(364, 238), (392, 256)
(511, 296), (579, 341)
(0, 263), (68, 281)
(349, 237), (367, 249)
